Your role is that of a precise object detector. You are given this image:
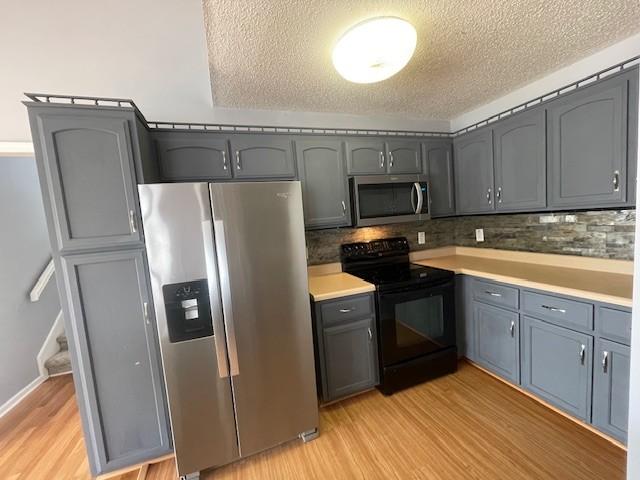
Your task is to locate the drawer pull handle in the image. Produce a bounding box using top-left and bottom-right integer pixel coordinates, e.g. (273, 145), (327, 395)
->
(339, 308), (355, 313)
(143, 301), (150, 325)
(379, 151), (385, 169)
(613, 170), (620, 191)
(602, 351), (609, 372)
(541, 305), (566, 314)
(485, 291), (502, 297)
(222, 150), (228, 170)
(579, 344), (586, 364)
(235, 150), (241, 170)
(368, 327), (373, 341)
(509, 321), (515, 337)
(341, 200), (347, 216)
(129, 210), (138, 233)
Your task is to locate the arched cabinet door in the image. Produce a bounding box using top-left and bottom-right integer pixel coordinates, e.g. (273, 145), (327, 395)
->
(31, 108), (143, 252)
(345, 139), (387, 175)
(229, 135), (296, 179)
(155, 132), (232, 181)
(548, 74), (629, 208)
(386, 140), (421, 174)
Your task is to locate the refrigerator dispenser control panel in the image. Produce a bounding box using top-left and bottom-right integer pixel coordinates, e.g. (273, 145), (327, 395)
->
(162, 279), (214, 343)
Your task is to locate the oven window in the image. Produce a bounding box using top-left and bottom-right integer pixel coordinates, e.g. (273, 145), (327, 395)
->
(394, 295), (444, 348)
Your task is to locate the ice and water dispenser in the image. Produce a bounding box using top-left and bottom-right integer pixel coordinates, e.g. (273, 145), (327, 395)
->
(162, 279), (214, 343)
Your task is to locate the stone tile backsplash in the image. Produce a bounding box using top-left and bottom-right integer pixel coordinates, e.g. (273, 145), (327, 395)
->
(305, 209), (635, 265)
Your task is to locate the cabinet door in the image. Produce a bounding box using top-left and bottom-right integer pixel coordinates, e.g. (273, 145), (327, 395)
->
(521, 316), (593, 420)
(30, 109), (142, 253)
(229, 135), (296, 179)
(424, 140), (455, 217)
(323, 318), (378, 401)
(593, 339), (630, 443)
(386, 140), (422, 174)
(155, 132), (232, 180)
(453, 128), (495, 214)
(493, 109), (546, 211)
(548, 75), (628, 207)
(295, 138), (351, 229)
(60, 250), (170, 475)
(474, 302), (520, 383)
(345, 139), (387, 174)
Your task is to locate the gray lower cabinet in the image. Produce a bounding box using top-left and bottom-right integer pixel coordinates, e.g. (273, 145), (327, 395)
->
(323, 317), (378, 400)
(59, 249), (171, 475)
(346, 138), (388, 174)
(154, 132), (232, 181)
(453, 128), (494, 214)
(473, 302), (520, 384)
(493, 108), (546, 211)
(592, 338), (630, 443)
(28, 106), (144, 253)
(295, 138), (351, 228)
(547, 71), (629, 208)
(521, 315), (593, 421)
(312, 293), (378, 402)
(423, 140), (455, 217)
(386, 140), (422, 174)
(229, 134), (296, 179)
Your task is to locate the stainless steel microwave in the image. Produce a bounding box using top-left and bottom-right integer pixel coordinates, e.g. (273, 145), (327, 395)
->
(350, 174), (430, 226)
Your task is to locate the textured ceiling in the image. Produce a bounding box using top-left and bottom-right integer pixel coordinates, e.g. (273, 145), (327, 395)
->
(202, 0), (640, 121)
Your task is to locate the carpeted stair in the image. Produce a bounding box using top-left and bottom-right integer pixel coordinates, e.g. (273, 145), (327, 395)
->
(44, 334), (72, 376)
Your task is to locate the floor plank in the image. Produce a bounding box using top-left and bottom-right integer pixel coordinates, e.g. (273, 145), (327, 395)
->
(0, 362), (626, 479)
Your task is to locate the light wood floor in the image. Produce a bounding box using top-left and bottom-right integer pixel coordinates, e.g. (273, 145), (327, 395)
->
(0, 362), (626, 479)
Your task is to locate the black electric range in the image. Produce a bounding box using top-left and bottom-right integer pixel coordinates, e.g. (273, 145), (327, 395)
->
(341, 237), (457, 395)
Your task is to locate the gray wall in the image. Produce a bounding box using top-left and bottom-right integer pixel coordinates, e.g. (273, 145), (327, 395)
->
(0, 157), (59, 408)
(305, 209), (635, 265)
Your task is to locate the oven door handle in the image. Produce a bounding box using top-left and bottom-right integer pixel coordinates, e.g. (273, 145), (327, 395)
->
(414, 182), (424, 214)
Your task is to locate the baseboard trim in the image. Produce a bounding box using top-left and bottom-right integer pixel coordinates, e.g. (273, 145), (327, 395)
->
(0, 374), (47, 418)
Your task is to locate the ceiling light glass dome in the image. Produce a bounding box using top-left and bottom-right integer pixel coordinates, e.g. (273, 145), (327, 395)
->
(332, 17), (417, 84)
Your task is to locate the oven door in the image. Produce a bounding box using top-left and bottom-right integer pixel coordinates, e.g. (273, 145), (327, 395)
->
(377, 279), (455, 366)
(352, 175), (430, 226)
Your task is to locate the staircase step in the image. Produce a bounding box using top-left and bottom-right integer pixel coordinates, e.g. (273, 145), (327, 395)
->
(45, 350), (72, 376)
(56, 334), (68, 351)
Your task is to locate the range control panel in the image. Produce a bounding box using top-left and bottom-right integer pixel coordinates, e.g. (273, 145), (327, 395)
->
(341, 237), (410, 260)
(162, 279), (214, 343)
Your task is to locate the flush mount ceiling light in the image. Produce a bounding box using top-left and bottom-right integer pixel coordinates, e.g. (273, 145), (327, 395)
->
(332, 17), (417, 84)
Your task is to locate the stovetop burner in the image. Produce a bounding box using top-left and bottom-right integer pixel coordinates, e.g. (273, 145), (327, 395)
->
(341, 237), (454, 291)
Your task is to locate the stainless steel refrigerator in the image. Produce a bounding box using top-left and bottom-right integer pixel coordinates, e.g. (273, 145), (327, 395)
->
(138, 181), (319, 479)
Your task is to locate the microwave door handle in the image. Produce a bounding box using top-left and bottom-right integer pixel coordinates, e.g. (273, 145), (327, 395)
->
(414, 182), (424, 214)
(410, 183), (418, 213)
(202, 219), (230, 378)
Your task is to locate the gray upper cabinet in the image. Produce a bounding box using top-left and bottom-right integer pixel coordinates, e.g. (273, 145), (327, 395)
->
(454, 128), (494, 214)
(346, 139), (387, 174)
(229, 134), (296, 179)
(493, 109), (546, 211)
(592, 338), (630, 443)
(28, 107), (143, 253)
(59, 249), (170, 475)
(474, 302), (520, 384)
(295, 138), (351, 229)
(386, 140), (422, 174)
(521, 315), (593, 421)
(154, 132), (232, 181)
(547, 73), (628, 208)
(424, 140), (455, 217)
(323, 317), (378, 401)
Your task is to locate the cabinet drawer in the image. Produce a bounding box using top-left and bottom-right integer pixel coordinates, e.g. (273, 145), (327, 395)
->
(472, 279), (519, 310)
(597, 307), (632, 345)
(321, 294), (374, 326)
(521, 291), (593, 331)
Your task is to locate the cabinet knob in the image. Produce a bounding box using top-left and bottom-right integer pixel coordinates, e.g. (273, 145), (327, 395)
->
(613, 170), (620, 192)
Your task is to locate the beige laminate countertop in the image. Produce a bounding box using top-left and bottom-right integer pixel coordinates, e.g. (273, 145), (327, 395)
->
(308, 272), (375, 302)
(415, 255), (633, 307)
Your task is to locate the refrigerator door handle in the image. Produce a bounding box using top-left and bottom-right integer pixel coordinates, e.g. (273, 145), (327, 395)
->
(213, 219), (241, 377)
(202, 219), (230, 378)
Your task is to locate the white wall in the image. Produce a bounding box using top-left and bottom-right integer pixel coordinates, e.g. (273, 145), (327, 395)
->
(626, 68), (640, 480)
(451, 34), (640, 131)
(0, 0), (448, 145)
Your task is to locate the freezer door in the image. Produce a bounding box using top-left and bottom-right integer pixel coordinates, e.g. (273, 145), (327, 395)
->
(209, 181), (319, 457)
(138, 183), (239, 476)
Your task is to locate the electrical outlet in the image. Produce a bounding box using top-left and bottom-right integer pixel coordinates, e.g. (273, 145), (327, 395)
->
(475, 228), (484, 242)
(418, 232), (426, 245)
